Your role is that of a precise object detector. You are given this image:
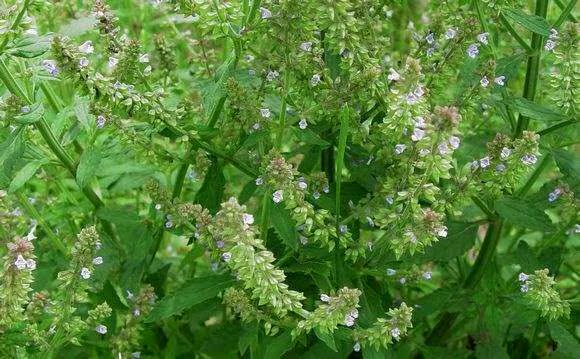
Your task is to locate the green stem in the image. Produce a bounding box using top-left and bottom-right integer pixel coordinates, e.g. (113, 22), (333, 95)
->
(471, 196), (496, 219)
(260, 193), (270, 243)
(554, 0), (577, 24)
(16, 193), (66, 254)
(514, 0), (549, 138)
(537, 119), (577, 136)
(526, 319), (542, 359)
(335, 106), (349, 226)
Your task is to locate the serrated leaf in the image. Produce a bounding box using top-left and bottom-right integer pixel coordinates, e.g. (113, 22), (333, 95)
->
(14, 103), (44, 124)
(314, 328), (338, 352)
(507, 97), (568, 122)
(146, 274), (234, 322)
(269, 202), (298, 250)
(495, 197), (554, 232)
(552, 149), (580, 190)
(9, 160), (45, 192)
(195, 160), (225, 213)
(502, 9), (551, 36)
(422, 222), (478, 261)
(8, 34), (52, 58)
(76, 146), (101, 189)
(263, 331), (294, 359)
(549, 321), (580, 358)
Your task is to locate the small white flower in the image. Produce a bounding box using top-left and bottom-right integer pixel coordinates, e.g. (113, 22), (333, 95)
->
(221, 252), (232, 262)
(414, 116), (426, 128)
(391, 327), (401, 339)
(80, 267), (92, 279)
(298, 118), (308, 129)
(14, 255), (27, 270)
(349, 309), (359, 319)
(108, 57), (119, 69)
(480, 76), (490, 88)
(549, 28), (558, 39)
(548, 188), (562, 203)
(260, 7), (272, 19)
(366, 216), (375, 227)
(339, 224), (348, 234)
(260, 108), (271, 118)
(419, 148), (431, 157)
(387, 68), (401, 81)
(449, 136), (460, 150)
(422, 271), (432, 280)
(496, 163), (506, 173)
(394, 144), (407, 155)
(255, 177), (264, 186)
(131, 352), (141, 359)
(436, 226), (448, 237)
(467, 44), (479, 58)
(95, 324), (107, 334)
(266, 70), (279, 81)
(95, 241), (102, 250)
(272, 190), (284, 203)
(310, 74), (321, 86)
(444, 28), (457, 40)
(521, 154), (537, 166)
(477, 32), (489, 45)
(438, 142), (449, 155)
(313, 191), (321, 199)
(344, 314), (355, 327)
(133, 308), (141, 317)
(544, 39), (556, 51)
(405, 231), (417, 244)
(143, 66), (152, 76)
(138, 54), (150, 63)
(411, 128), (425, 141)
(155, 203), (162, 211)
(165, 219), (173, 228)
(216, 240), (225, 249)
(320, 294), (331, 302)
(299, 41), (313, 52)
(399, 277), (407, 284)
(353, 342), (361, 352)
(385, 195), (394, 205)
(386, 268), (396, 276)
(79, 57), (89, 68)
(297, 178), (307, 190)
(520, 284), (529, 293)
(242, 213), (254, 226)
(518, 272), (529, 282)
(96, 115), (106, 129)
(479, 156), (491, 168)
(93, 256), (104, 265)
(425, 33), (435, 44)
(494, 75), (506, 86)
(322, 184), (330, 193)
(500, 147), (512, 159)
(78, 41), (94, 54)
(299, 236), (308, 245)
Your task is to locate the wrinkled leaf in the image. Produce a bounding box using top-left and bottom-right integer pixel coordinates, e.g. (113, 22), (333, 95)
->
(502, 9), (551, 36)
(495, 197), (554, 232)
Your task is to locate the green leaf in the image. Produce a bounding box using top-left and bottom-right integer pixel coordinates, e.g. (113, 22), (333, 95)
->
(195, 160), (225, 213)
(263, 331), (294, 359)
(204, 53), (236, 125)
(314, 328), (338, 352)
(422, 222), (478, 261)
(549, 321), (580, 358)
(145, 274), (234, 322)
(9, 160), (45, 192)
(76, 146), (101, 189)
(507, 97), (568, 123)
(8, 34), (52, 58)
(14, 103), (44, 124)
(495, 197), (554, 232)
(502, 9), (551, 36)
(552, 149), (580, 190)
(292, 127), (331, 148)
(269, 202), (299, 250)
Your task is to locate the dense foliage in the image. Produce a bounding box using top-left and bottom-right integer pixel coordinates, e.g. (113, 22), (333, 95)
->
(0, 0), (578, 357)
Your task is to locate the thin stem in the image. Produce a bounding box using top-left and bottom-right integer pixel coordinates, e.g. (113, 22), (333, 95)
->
(514, 0), (549, 138)
(516, 155), (551, 197)
(554, 0), (577, 23)
(471, 196), (496, 219)
(16, 193), (66, 254)
(0, 0), (31, 54)
(555, 0), (577, 28)
(537, 119), (577, 136)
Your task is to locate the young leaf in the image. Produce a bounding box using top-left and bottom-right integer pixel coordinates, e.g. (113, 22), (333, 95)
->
(9, 160), (45, 193)
(507, 97), (568, 122)
(76, 146), (101, 189)
(145, 274), (234, 322)
(195, 160), (225, 213)
(502, 9), (551, 36)
(495, 197), (554, 232)
(314, 328), (338, 352)
(269, 202), (299, 250)
(549, 321), (580, 358)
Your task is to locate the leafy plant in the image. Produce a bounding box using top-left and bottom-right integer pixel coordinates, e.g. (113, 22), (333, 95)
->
(0, 0), (578, 358)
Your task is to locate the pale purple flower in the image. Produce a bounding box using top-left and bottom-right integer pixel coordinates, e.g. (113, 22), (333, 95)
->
(405, 230), (417, 243)
(422, 271), (432, 280)
(480, 76), (490, 88)
(518, 272), (529, 282)
(14, 255), (27, 270)
(96, 115), (106, 128)
(242, 213), (254, 226)
(391, 327), (401, 339)
(344, 314), (356, 327)
(255, 177), (263, 186)
(138, 54), (150, 63)
(385, 195), (394, 205)
(479, 156), (491, 168)
(412, 128), (425, 141)
(386, 268), (396, 276)
(79, 57), (89, 68)
(425, 33), (435, 44)
(444, 28), (457, 40)
(399, 277), (407, 285)
(216, 240), (225, 249)
(108, 57), (119, 69)
(297, 178), (307, 190)
(419, 148), (431, 157)
(95, 324), (107, 334)
(25, 258), (36, 270)
(394, 144), (406, 155)
(272, 190), (284, 203)
(133, 308), (141, 317)
(221, 252), (232, 262)
(78, 41), (94, 54)
(310, 74), (321, 86)
(266, 70), (279, 81)
(20, 106), (30, 114)
(313, 191), (321, 199)
(548, 188), (562, 202)
(322, 184), (330, 193)
(260, 108), (271, 118)
(494, 75), (506, 86)
(320, 294), (330, 302)
(387, 68), (401, 81)
(299, 41), (313, 52)
(449, 136), (460, 149)
(520, 284), (529, 293)
(353, 342), (361, 352)
(500, 147), (512, 159)
(339, 224), (348, 234)
(80, 267), (91, 279)
(436, 226), (448, 237)
(260, 7), (272, 19)
(477, 32), (489, 45)
(496, 163), (506, 173)
(521, 154), (537, 166)
(42, 60), (59, 76)
(93, 256), (103, 265)
(467, 44), (479, 58)
(438, 142), (449, 155)
(298, 118), (308, 129)
(545, 39), (556, 51)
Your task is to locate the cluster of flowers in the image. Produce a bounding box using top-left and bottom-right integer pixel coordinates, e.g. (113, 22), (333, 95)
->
(518, 269), (570, 320)
(386, 265), (433, 285)
(352, 302), (413, 352)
